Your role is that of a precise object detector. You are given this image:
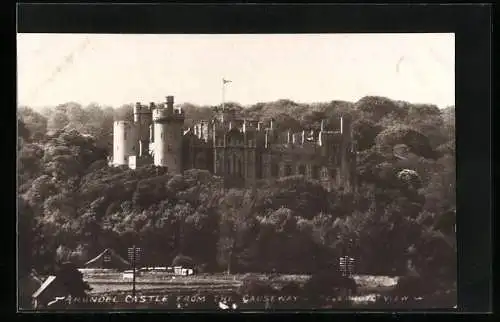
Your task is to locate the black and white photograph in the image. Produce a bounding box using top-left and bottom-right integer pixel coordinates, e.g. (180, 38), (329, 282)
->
(17, 32), (456, 311)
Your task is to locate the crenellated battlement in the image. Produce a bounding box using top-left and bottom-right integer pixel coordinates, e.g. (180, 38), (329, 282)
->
(152, 107), (185, 122)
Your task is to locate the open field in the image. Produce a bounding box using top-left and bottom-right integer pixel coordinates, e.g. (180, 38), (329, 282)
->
(82, 270), (398, 293)
(80, 270), (406, 306)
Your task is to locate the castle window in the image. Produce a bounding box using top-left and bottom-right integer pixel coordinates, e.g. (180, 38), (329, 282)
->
(298, 164), (306, 176)
(271, 163), (279, 177)
(285, 164), (292, 176)
(312, 165), (320, 179)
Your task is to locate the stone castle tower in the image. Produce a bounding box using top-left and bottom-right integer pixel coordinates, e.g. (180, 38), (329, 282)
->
(112, 95), (357, 191)
(112, 95), (184, 174)
(152, 96), (185, 173)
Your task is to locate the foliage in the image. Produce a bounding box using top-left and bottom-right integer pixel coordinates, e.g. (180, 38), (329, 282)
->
(55, 262), (92, 297)
(303, 270), (357, 298)
(172, 254), (195, 268)
(18, 97), (455, 294)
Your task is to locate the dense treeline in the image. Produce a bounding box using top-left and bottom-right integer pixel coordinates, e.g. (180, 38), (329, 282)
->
(18, 96), (456, 290)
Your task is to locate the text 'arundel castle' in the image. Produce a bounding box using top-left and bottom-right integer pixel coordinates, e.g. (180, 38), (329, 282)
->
(112, 96), (357, 191)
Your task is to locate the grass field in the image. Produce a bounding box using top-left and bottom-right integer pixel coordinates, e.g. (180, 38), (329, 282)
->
(81, 270), (402, 305)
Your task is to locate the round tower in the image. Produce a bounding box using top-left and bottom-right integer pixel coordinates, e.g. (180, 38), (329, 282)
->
(113, 120), (138, 166)
(152, 96), (185, 173)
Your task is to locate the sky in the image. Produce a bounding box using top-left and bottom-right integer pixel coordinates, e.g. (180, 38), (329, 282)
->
(17, 33), (455, 109)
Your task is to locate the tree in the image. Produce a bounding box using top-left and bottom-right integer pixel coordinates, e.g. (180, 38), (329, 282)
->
(352, 119), (383, 151)
(18, 197), (36, 277)
(217, 188), (256, 273)
(18, 119), (30, 141)
(375, 125), (437, 159)
(19, 107), (47, 140)
(55, 262), (92, 298)
(355, 96), (406, 123)
(172, 254), (195, 268)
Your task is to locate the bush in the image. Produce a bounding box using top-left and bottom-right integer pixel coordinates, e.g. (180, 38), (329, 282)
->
(55, 261), (92, 297)
(238, 274), (277, 296)
(391, 275), (434, 297)
(171, 254), (195, 268)
(280, 281), (303, 296)
(303, 271), (357, 298)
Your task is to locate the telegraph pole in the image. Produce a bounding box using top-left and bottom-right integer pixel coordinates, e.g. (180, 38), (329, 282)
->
(127, 245), (142, 297)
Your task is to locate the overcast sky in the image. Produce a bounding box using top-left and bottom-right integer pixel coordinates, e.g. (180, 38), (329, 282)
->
(17, 33), (454, 109)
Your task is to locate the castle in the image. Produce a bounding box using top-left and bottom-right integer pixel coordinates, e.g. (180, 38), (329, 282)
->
(112, 96), (357, 191)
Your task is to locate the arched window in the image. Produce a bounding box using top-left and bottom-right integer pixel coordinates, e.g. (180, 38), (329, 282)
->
(298, 164), (306, 176)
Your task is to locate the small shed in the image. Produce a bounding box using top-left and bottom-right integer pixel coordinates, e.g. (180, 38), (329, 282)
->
(84, 248), (130, 270)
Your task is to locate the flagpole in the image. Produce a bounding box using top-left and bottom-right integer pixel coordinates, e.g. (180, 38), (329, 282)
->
(221, 78), (225, 123)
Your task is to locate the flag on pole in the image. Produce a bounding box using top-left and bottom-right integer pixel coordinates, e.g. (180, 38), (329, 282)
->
(223, 78), (232, 85)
